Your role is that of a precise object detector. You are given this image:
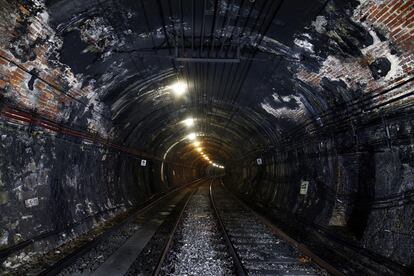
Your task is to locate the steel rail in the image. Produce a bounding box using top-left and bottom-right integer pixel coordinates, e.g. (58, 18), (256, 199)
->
(209, 179), (248, 276)
(216, 179), (344, 276)
(151, 180), (201, 275)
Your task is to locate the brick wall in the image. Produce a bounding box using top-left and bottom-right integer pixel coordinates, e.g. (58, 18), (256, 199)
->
(0, 1), (108, 136)
(296, 0), (414, 112)
(361, 0), (413, 53)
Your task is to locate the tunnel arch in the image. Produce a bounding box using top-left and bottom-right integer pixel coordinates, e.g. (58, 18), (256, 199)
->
(0, 0), (413, 273)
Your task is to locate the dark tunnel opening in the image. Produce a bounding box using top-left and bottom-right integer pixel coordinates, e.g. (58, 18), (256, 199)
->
(0, 0), (413, 275)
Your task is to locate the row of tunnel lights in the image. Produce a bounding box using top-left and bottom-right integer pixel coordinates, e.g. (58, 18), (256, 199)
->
(170, 81), (225, 170)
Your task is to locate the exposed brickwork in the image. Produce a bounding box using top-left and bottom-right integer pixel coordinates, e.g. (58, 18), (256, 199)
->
(296, 0), (414, 112)
(361, 0), (414, 51)
(356, 0), (414, 67)
(0, 1), (108, 136)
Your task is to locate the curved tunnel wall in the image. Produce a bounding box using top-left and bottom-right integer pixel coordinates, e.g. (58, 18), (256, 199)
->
(0, 0), (413, 270)
(0, 116), (198, 251)
(226, 114), (414, 266)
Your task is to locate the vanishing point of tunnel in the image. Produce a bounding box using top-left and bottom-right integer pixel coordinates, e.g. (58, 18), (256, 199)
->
(0, 0), (413, 275)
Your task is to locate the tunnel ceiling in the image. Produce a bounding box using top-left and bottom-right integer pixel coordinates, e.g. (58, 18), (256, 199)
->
(0, 0), (413, 167)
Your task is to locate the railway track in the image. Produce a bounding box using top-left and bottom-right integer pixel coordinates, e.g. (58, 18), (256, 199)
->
(157, 180), (235, 275)
(209, 179), (329, 276)
(59, 184), (198, 276)
(156, 179), (330, 275)
(10, 178), (338, 275)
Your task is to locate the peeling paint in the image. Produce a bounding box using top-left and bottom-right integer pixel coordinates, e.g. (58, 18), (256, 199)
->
(79, 17), (121, 53)
(383, 52), (403, 81)
(311, 16), (328, 34)
(294, 38), (314, 53)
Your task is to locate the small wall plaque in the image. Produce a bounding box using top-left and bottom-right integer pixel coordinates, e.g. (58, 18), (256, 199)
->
(25, 197), (39, 208)
(300, 181), (309, 195)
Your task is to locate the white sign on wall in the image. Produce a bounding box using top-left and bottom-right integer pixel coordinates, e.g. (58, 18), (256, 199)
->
(25, 197), (39, 208)
(256, 158), (263, 165)
(140, 159), (147, 167)
(300, 180), (309, 195)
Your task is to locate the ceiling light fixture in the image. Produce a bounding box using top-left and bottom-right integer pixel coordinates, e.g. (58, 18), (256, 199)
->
(170, 81), (187, 96)
(183, 117), (194, 127)
(187, 132), (197, 140)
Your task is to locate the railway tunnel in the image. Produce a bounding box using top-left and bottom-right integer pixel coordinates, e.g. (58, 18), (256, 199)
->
(0, 0), (413, 275)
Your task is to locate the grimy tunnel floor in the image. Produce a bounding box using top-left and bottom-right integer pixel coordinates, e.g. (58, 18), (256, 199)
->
(0, 0), (414, 275)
